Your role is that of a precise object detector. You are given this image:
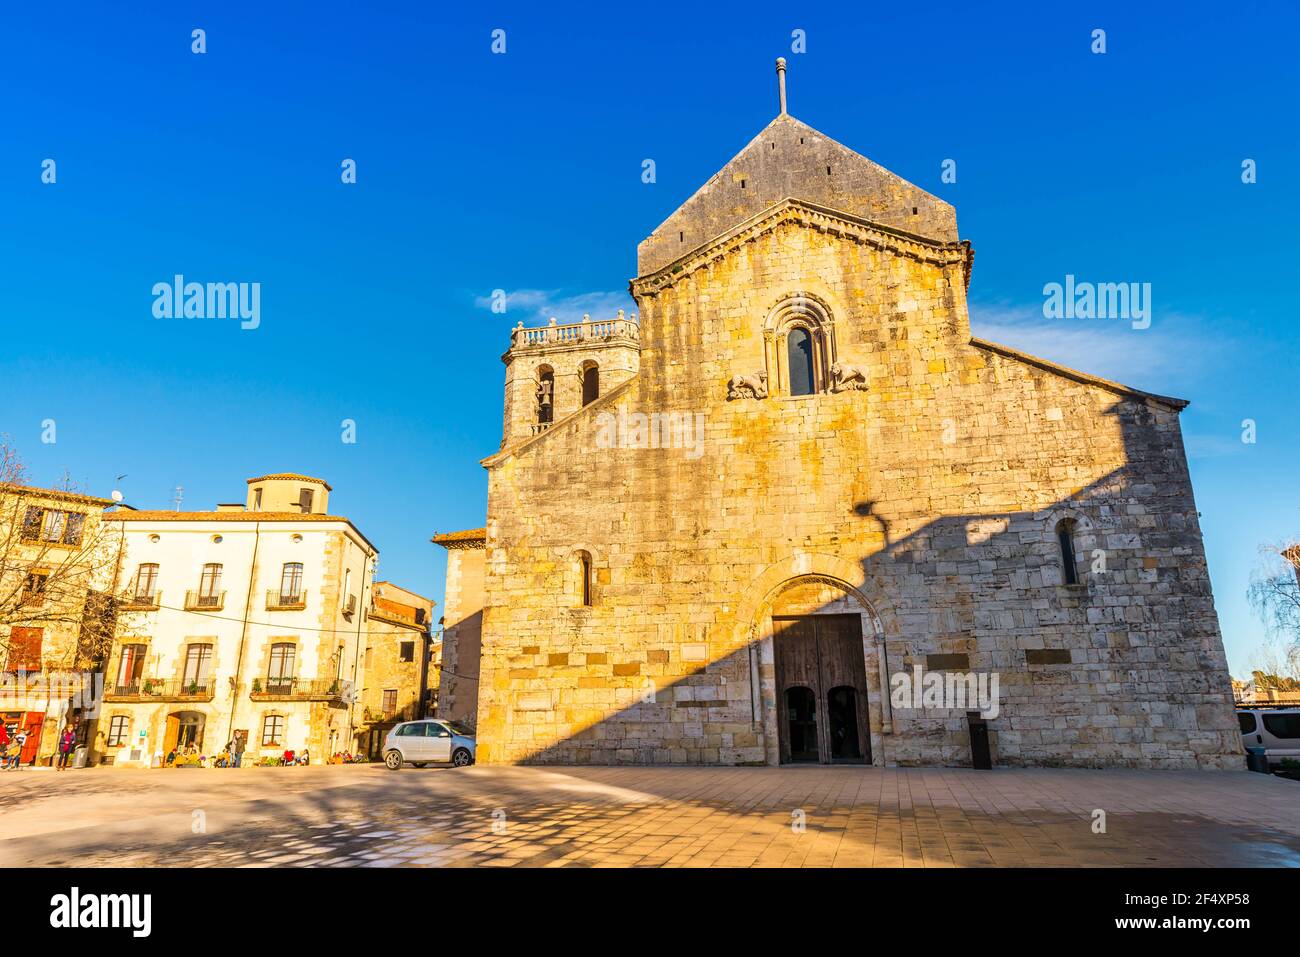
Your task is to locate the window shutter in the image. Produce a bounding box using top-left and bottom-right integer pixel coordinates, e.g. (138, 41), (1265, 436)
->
(6, 627), (44, 671)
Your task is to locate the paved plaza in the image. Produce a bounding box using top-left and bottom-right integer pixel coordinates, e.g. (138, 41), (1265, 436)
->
(1, 764), (1297, 867)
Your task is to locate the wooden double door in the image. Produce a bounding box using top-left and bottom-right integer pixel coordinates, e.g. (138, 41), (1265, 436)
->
(774, 614), (871, 764)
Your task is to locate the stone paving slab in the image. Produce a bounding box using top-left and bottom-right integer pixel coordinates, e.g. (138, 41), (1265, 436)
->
(1, 765), (1297, 867)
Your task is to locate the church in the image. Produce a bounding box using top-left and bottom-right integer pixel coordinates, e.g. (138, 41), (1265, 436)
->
(435, 60), (1241, 769)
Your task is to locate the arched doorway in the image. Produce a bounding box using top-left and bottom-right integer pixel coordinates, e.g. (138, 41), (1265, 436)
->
(738, 561), (899, 769)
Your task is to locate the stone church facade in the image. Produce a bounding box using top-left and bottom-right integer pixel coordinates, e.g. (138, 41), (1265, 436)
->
(441, 63), (1241, 769)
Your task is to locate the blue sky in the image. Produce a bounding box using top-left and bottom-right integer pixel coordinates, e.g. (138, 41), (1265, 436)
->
(2, 2), (1296, 677)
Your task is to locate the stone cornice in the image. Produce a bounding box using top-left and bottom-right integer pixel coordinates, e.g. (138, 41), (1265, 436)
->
(631, 198), (971, 298)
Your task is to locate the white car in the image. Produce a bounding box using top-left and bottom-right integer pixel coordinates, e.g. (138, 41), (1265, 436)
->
(383, 719), (476, 770)
(1238, 707), (1300, 768)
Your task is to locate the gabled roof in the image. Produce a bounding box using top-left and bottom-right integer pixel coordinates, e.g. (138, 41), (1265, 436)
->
(632, 197), (969, 298)
(638, 113), (956, 276)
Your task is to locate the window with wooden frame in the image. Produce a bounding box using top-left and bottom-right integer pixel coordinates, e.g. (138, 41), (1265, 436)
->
(382, 689), (398, 714)
(400, 641), (415, 663)
(21, 506), (85, 545)
(115, 643), (147, 692)
(197, 563), (222, 604)
(267, 642), (296, 693)
(279, 562), (303, 602)
(261, 714), (285, 746)
(134, 563), (159, 600)
(106, 715), (130, 748)
(182, 643), (213, 691)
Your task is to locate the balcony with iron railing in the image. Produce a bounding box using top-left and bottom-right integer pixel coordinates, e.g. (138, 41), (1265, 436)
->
(120, 589), (162, 611)
(509, 310), (640, 352)
(184, 590), (225, 612)
(249, 677), (352, 702)
(104, 678), (216, 702)
(266, 588), (308, 611)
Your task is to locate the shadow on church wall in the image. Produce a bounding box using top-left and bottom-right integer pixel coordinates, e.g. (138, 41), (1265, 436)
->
(488, 396), (1240, 770)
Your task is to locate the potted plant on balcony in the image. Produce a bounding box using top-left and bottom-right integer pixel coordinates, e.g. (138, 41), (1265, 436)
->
(252, 677), (262, 694)
(142, 679), (154, 695)
(187, 680), (199, 696)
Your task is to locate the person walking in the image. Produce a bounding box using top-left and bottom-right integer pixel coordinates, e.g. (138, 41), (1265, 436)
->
(0, 723), (10, 770)
(231, 731), (245, 768)
(11, 728), (28, 770)
(56, 725), (76, 770)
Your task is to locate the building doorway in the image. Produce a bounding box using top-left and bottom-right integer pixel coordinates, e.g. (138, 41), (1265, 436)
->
(2, 712), (44, 766)
(773, 614), (870, 764)
(163, 711), (206, 755)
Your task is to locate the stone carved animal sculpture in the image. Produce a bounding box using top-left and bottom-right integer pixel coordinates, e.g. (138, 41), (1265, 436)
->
(726, 370), (769, 400)
(830, 361), (868, 392)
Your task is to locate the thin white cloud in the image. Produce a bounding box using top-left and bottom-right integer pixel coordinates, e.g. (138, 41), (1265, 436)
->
(474, 288), (636, 326)
(968, 300), (1222, 395)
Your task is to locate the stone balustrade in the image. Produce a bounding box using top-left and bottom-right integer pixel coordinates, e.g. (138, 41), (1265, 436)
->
(510, 311), (639, 350)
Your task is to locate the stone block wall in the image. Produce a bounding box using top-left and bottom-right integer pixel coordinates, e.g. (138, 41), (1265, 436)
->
(476, 210), (1240, 770)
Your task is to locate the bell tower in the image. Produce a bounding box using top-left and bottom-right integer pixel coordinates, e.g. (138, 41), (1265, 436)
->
(500, 311), (641, 448)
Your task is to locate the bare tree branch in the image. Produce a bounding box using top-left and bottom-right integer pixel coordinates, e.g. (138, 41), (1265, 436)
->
(1247, 539), (1300, 682)
(0, 436), (131, 672)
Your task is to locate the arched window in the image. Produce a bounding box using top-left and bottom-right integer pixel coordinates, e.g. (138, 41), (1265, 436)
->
(764, 295), (837, 396)
(1056, 519), (1079, 585)
(787, 328), (815, 396)
(537, 366), (555, 425)
(580, 362), (600, 407)
(576, 550), (593, 606)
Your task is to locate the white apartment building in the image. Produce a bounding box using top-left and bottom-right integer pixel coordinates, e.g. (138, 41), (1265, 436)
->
(97, 473), (379, 766)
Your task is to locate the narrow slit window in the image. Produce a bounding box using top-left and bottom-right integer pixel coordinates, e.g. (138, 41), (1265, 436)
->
(1056, 519), (1079, 585)
(578, 551), (593, 606)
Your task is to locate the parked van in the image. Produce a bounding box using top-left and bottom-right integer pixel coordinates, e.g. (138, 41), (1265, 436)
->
(1237, 707), (1300, 768)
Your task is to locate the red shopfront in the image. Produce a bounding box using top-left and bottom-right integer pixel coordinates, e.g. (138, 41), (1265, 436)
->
(2, 712), (45, 765)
